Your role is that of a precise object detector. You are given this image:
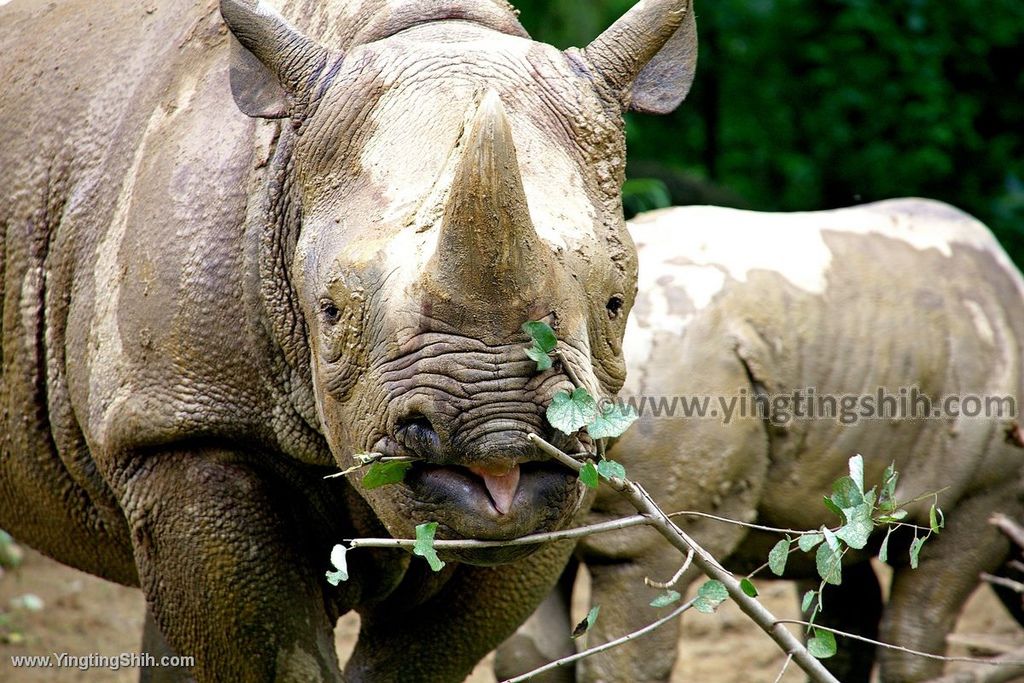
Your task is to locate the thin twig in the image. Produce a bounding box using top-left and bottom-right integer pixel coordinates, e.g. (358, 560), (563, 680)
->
(947, 634), (1019, 656)
(323, 454), (421, 479)
(664, 509), (933, 538)
(500, 598), (696, 683)
(529, 434), (840, 683)
(910, 646), (1024, 683)
(645, 548), (695, 589)
(992, 513), (1024, 549)
(773, 654), (793, 683)
(345, 514), (653, 550)
(773, 621), (1024, 666)
(666, 510), (827, 536)
(1009, 560), (1024, 574)
(556, 350), (584, 389)
(981, 573), (1024, 594)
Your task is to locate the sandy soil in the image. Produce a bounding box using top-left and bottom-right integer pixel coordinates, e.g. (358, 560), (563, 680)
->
(0, 548), (1020, 682)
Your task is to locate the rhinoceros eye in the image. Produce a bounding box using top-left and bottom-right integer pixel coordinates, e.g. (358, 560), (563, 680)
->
(319, 299), (341, 326)
(606, 295), (624, 320)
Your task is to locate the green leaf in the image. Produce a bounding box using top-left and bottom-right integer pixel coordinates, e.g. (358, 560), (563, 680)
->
(692, 580), (729, 614)
(522, 321), (557, 353)
(587, 403), (638, 440)
(362, 461), (413, 489)
(835, 503), (874, 550)
(831, 476), (865, 510)
(650, 590), (682, 608)
(807, 628), (837, 659)
(325, 544), (350, 586)
(909, 536), (926, 569)
(698, 580), (729, 602)
(596, 459), (626, 481)
(525, 345), (553, 371)
(848, 454), (865, 494)
(816, 542), (843, 586)
(822, 495), (844, 520)
(693, 599), (717, 614)
(547, 388), (599, 435)
(877, 509), (908, 524)
(768, 538), (790, 576)
(929, 504), (944, 533)
(572, 605), (600, 638)
(414, 522), (446, 572)
(822, 526), (840, 551)
(879, 527), (894, 563)
(798, 533), (824, 553)
(578, 461), (599, 489)
(880, 461), (899, 512)
(801, 589), (817, 613)
(740, 578), (759, 598)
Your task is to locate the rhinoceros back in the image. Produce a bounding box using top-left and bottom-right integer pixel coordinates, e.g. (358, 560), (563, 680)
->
(623, 200), (1024, 531)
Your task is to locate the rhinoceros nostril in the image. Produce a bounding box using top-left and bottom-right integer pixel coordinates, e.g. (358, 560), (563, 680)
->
(396, 414), (441, 457)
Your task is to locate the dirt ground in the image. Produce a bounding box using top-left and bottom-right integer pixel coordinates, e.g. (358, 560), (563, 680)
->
(0, 548), (1021, 682)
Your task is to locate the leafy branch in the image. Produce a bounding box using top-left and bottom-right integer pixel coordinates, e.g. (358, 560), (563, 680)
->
(324, 452), (422, 489)
(760, 455), (945, 659)
(525, 432), (840, 683)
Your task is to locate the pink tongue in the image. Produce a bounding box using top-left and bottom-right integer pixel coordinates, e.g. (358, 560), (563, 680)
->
(469, 464), (521, 515)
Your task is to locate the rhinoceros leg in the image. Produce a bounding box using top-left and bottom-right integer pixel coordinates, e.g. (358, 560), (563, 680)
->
(579, 543), (701, 683)
(120, 449), (342, 682)
(345, 539), (575, 683)
(796, 561), (882, 683)
(878, 481), (1019, 682)
(493, 559), (577, 683)
(140, 607), (195, 683)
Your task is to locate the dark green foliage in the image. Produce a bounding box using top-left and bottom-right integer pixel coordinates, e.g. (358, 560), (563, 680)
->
(516, 0), (1024, 265)
(579, 461), (600, 489)
(362, 461), (413, 489)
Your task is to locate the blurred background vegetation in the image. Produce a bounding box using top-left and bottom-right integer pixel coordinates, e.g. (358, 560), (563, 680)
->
(515, 0), (1024, 266)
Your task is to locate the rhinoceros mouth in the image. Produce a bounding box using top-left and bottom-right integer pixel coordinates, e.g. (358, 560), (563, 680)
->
(402, 460), (578, 540)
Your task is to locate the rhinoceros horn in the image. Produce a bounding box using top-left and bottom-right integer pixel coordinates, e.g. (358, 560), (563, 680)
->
(220, 0), (332, 118)
(583, 0), (698, 114)
(430, 90), (551, 320)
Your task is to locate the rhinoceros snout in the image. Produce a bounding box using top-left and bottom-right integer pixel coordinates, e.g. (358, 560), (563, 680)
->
(377, 407), (581, 541)
(391, 407), (571, 468)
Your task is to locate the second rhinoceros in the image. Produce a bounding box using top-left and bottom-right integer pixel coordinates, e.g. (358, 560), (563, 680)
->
(0, 0), (698, 680)
(498, 200), (1024, 683)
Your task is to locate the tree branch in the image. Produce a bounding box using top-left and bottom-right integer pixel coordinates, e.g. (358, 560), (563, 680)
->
(345, 514), (652, 550)
(528, 433), (840, 683)
(644, 549), (694, 589)
(501, 597), (697, 683)
(981, 572), (1024, 594)
(921, 646), (1024, 683)
(992, 513), (1024, 549)
(773, 620), (1024, 668)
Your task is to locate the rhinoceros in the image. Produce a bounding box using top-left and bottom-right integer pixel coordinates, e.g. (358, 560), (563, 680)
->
(0, 0), (698, 680)
(497, 200), (1024, 683)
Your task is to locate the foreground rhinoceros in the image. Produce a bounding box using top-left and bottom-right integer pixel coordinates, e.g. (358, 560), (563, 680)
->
(497, 200), (1024, 683)
(0, 0), (698, 680)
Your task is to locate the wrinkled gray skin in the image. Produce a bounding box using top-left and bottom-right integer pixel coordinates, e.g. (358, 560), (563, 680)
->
(0, 0), (699, 680)
(497, 201), (1024, 683)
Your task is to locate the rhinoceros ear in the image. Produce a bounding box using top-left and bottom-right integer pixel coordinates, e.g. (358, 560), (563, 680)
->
(582, 0), (698, 114)
(220, 0), (333, 119)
